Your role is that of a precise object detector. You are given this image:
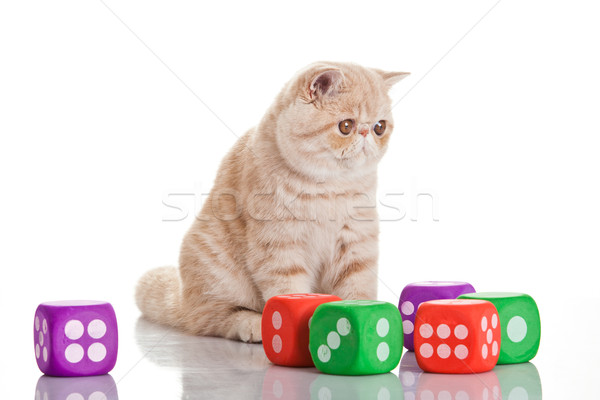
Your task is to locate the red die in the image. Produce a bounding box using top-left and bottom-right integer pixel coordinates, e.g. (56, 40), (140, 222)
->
(414, 299), (501, 374)
(261, 293), (341, 366)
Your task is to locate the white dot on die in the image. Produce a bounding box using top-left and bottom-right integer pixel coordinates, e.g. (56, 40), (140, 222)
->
(65, 320), (84, 340)
(483, 388), (489, 400)
(401, 371), (416, 386)
(419, 343), (434, 358)
(455, 344), (469, 360)
(88, 392), (108, 400)
(482, 344), (488, 359)
(377, 342), (390, 362)
(493, 386), (500, 399)
(337, 318), (351, 336)
(35, 316), (40, 331)
(378, 387), (391, 400)
(455, 391), (469, 400)
(492, 313), (498, 329)
(272, 380), (283, 399)
(403, 320), (414, 335)
(65, 394), (84, 400)
(272, 311), (282, 330)
(327, 332), (341, 349)
(39, 332), (44, 346)
(318, 345), (331, 363)
(487, 329), (493, 344)
(419, 390), (434, 400)
(492, 341), (499, 356)
(437, 344), (451, 359)
(272, 335), (282, 353)
(507, 316), (528, 343)
(481, 316), (488, 331)
(437, 324), (450, 339)
(419, 324), (433, 339)
(454, 324), (469, 340)
(401, 301), (415, 316)
(42, 319), (48, 334)
(35, 344), (40, 359)
(318, 387), (332, 400)
(65, 343), (84, 363)
(438, 391), (452, 400)
(508, 386), (528, 400)
(43, 347), (48, 362)
(88, 319), (107, 339)
(88, 343), (107, 362)
(376, 318), (390, 337)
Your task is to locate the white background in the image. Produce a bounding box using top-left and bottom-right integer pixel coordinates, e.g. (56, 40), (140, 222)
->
(1, 0), (599, 398)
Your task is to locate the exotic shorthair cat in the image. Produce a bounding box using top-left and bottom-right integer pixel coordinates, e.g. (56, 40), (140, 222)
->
(136, 62), (409, 342)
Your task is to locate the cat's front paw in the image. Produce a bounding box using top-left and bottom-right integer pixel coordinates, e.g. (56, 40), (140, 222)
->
(238, 312), (262, 343)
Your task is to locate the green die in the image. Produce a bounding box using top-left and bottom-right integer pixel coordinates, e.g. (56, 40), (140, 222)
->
(458, 292), (541, 364)
(308, 300), (403, 375)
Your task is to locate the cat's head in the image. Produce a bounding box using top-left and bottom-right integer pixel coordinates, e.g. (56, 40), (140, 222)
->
(272, 62), (409, 180)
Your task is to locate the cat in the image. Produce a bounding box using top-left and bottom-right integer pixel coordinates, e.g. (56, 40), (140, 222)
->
(136, 62), (409, 342)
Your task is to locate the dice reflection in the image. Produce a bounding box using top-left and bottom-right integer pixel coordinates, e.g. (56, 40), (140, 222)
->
(417, 371), (501, 400)
(262, 365), (319, 400)
(495, 362), (542, 399)
(398, 352), (423, 400)
(35, 374), (118, 400)
(310, 372), (404, 400)
(398, 352), (543, 400)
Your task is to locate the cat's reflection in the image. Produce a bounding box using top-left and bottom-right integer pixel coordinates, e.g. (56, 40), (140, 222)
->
(398, 352), (542, 400)
(35, 374), (118, 400)
(135, 317), (269, 399)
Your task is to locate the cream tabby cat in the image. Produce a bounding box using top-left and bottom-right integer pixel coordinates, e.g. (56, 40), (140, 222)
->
(136, 62), (408, 342)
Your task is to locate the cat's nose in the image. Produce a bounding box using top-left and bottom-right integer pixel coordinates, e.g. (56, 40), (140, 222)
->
(358, 124), (369, 137)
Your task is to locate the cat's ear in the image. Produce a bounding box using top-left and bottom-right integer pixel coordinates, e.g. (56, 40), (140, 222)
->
(375, 70), (410, 89)
(309, 69), (344, 100)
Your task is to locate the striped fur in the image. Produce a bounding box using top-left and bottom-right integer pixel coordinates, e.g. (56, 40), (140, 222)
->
(136, 62), (409, 342)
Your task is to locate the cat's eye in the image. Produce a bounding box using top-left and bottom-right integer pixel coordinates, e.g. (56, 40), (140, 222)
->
(374, 120), (387, 136)
(338, 119), (354, 135)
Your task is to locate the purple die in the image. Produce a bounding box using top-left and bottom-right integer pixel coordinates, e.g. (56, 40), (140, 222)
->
(35, 374), (119, 400)
(34, 300), (118, 376)
(398, 281), (475, 351)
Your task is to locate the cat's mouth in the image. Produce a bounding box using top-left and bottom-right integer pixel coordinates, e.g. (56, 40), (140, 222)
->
(337, 138), (371, 163)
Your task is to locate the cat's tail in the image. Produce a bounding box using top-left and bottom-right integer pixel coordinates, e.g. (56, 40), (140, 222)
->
(135, 266), (184, 329)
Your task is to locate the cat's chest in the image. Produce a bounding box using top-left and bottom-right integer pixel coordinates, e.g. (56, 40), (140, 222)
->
(272, 184), (377, 224)
(298, 218), (343, 267)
